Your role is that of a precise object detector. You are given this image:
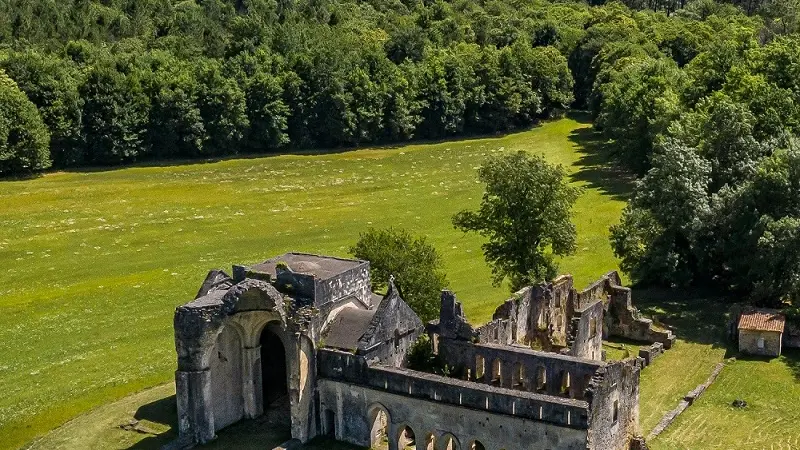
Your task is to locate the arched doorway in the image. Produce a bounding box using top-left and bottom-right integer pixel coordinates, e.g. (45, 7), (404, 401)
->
(260, 326), (288, 408)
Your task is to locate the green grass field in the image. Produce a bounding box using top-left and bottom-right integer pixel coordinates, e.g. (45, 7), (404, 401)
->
(1, 115), (633, 449)
(6, 115), (800, 450)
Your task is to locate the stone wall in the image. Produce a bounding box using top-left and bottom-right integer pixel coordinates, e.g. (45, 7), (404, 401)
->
(317, 380), (589, 450)
(357, 284), (424, 367)
(209, 324), (245, 430)
(739, 330), (782, 357)
(436, 338), (604, 400)
(315, 262), (372, 308)
(317, 349), (590, 429)
(586, 358), (642, 449)
(569, 300), (604, 360)
(605, 278), (675, 349)
(638, 343), (664, 366)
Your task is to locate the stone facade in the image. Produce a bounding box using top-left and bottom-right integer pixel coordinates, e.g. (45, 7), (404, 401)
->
(474, 272), (674, 361)
(172, 254), (647, 449)
(739, 330), (782, 357)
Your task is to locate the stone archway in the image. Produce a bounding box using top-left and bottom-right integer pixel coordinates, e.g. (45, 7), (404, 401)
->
(260, 326), (288, 408)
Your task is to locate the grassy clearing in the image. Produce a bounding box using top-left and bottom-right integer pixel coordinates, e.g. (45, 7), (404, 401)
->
(1, 114), (632, 449)
(15, 115), (800, 450)
(652, 352), (800, 449)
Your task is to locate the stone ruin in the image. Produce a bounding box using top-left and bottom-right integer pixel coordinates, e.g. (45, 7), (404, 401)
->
(475, 271), (675, 361)
(172, 253), (671, 449)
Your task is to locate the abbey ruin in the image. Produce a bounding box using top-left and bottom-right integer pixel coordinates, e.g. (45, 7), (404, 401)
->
(172, 253), (673, 449)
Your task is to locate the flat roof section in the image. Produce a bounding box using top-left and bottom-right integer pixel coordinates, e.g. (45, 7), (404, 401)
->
(250, 252), (365, 280)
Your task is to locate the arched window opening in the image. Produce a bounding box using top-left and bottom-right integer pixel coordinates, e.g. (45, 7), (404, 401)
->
(561, 371), (571, 397)
(613, 400), (620, 423)
(475, 355), (485, 380)
(492, 359), (502, 385)
(369, 406), (390, 448)
(398, 425), (416, 449)
(582, 374), (593, 399)
(394, 329), (401, 349)
(469, 440), (486, 450)
(437, 434), (460, 450)
(536, 366), (547, 392)
(590, 318), (598, 338)
(514, 362), (525, 388)
(425, 433), (436, 450)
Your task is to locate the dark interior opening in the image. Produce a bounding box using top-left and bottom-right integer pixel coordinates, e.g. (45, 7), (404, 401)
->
(260, 327), (288, 408)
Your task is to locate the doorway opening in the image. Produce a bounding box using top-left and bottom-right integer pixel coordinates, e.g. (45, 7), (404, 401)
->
(260, 327), (288, 408)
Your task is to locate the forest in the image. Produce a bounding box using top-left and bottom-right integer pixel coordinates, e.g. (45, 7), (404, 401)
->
(2, 0), (800, 304)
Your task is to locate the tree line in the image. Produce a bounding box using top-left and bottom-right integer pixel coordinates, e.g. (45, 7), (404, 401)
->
(2, 0), (795, 177)
(0, 0), (581, 175)
(578, 2), (800, 305)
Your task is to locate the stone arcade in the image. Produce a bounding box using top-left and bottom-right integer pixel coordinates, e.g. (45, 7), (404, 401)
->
(173, 253), (663, 449)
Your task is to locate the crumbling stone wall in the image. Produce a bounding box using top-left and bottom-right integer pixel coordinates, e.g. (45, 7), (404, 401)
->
(586, 358), (642, 449)
(569, 300), (604, 360)
(474, 275), (605, 358)
(436, 338), (603, 400)
(606, 280), (675, 349)
(315, 263), (372, 308)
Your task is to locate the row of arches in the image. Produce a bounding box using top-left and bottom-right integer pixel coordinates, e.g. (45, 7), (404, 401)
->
(369, 405), (486, 450)
(471, 355), (592, 399)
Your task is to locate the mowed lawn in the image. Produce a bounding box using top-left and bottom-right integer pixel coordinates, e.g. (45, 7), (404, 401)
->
(1, 115), (633, 449)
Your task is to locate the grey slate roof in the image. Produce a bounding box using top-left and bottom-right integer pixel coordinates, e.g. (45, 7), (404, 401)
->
(321, 304), (378, 351)
(250, 253), (364, 280)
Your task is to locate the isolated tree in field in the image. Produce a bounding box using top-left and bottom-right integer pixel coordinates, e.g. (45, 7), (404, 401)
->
(453, 151), (581, 291)
(0, 70), (51, 176)
(350, 228), (448, 322)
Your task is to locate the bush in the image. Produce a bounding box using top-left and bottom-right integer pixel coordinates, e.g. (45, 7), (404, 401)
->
(0, 71), (51, 176)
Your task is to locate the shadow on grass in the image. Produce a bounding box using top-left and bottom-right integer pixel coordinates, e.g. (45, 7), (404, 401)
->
(567, 124), (635, 201)
(124, 396), (359, 450)
(779, 348), (800, 381)
(125, 395), (178, 449)
(631, 287), (734, 352)
(10, 119), (560, 180)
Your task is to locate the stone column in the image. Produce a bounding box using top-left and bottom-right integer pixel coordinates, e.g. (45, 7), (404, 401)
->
(387, 423), (400, 450)
(242, 345), (263, 418)
(175, 369), (215, 444)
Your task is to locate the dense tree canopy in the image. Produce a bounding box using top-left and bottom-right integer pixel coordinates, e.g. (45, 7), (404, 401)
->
(0, 0), (791, 177)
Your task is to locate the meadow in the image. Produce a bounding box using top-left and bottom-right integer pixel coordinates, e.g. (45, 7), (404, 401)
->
(2, 115), (628, 449)
(6, 115), (800, 450)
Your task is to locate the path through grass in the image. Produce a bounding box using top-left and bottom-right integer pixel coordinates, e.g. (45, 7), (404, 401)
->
(1, 115), (631, 449)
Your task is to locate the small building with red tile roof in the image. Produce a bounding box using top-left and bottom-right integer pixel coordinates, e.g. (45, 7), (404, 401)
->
(738, 309), (785, 357)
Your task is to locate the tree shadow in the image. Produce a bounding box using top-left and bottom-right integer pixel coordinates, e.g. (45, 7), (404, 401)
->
(631, 286), (733, 350)
(780, 348), (800, 381)
(568, 125), (635, 201)
(24, 122), (550, 178)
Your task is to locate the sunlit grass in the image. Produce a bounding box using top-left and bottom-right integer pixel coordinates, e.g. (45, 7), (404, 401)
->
(1, 115), (632, 449)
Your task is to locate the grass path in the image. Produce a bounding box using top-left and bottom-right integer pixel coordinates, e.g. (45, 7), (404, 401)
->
(0, 115), (631, 449)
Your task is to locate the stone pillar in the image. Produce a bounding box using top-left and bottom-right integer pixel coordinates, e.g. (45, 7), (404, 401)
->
(175, 369), (215, 444)
(290, 334), (317, 443)
(242, 346), (263, 418)
(387, 423), (400, 450)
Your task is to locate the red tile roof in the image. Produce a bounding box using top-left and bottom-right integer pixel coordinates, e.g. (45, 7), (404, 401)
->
(738, 309), (785, 333)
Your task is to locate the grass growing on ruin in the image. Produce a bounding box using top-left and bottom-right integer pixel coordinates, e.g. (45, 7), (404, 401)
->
(0, 115), (632, 449)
